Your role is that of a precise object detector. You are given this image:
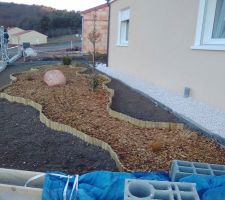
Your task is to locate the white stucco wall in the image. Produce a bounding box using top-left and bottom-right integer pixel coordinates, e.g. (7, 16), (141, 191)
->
(109, 0), (225, 111)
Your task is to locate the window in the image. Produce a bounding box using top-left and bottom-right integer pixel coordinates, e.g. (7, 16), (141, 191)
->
(118, 8), (130, 46)
(193, 0), (225, 50)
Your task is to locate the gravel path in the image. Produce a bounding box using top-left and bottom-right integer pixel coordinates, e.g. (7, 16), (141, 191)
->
(0, 99), (117, 174)
(97, 64), (225, 145)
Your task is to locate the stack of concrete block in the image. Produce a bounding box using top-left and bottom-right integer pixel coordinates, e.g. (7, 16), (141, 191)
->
(124, 179), (200, 200)
(170, 160), (225, 181)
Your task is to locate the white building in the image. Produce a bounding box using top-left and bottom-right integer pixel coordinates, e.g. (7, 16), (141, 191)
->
(108, 0), (225, 111)
(8, 28), (47, 45)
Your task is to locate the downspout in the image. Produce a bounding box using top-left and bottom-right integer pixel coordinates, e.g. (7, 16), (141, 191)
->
(106, 0), (111, 67)
(81, 15), (84, 53)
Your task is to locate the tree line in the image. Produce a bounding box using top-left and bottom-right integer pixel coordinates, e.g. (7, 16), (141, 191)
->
(0, 2), (82, 37)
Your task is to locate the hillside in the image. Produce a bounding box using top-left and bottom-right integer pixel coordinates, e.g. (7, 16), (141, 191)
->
(0, 2), (82, 37)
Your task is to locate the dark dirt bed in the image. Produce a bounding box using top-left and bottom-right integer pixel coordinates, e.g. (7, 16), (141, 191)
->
(0, 99), (117, 174)
(107, 79), (181, 123)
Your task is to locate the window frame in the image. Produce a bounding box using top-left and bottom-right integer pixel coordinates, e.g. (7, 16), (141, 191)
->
(117, 8), (130, 47)
(192, 0), (225, 50)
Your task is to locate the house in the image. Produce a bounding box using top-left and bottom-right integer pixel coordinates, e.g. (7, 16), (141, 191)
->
(108, 0), (225, 112)
(9, 29), (47, 45)
(81, 3), (109, 54)
(8, 27), (24, 36)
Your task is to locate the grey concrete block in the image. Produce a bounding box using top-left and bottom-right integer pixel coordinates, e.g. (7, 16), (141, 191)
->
(124, 179), (199, 200)
(170, 160), (225, 182)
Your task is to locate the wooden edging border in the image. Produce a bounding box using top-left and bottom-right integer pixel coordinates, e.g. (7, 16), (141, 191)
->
(92, 73), (183, 130)
(74, 66), (184, 130)
(0, 65), (184, 172)
(102, 76), (184, 130)
(0, 65), (127, 171)
(0, 92), (126, 171)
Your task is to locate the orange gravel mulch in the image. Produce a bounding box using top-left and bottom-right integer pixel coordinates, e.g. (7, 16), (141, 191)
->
(3, 66), (225, 171)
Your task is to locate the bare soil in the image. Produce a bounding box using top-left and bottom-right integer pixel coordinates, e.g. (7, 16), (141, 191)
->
(3, 66), (225, 171)
(107, 79), (180, 122)
(0, 99), (117, 174)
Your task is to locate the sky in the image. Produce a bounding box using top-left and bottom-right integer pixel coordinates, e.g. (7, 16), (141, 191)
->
(0, 0), (106, 11)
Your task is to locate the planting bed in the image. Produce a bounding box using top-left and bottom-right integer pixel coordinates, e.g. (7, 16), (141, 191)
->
(2, 66), (225, 171)
(107, 79), (180, 122)
(0, 99), (117, 174)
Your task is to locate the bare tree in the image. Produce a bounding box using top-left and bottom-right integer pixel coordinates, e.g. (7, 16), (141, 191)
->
(88, 11), (101, 73)
(88, 11), (101, 91)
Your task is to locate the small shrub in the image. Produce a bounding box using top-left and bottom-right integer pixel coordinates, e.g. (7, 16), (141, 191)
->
(91, 77), (99, 91)
(62, 56), (72, 65)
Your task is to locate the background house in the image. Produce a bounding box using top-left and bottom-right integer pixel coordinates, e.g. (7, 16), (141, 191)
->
(8, 27), (24, 36)
(108, 0), (225, 111)
(81, 3), (109, 54)
(8, 28), (47, 45)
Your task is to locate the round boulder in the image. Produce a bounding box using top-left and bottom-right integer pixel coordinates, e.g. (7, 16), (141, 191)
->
(44, 70), (66, 87)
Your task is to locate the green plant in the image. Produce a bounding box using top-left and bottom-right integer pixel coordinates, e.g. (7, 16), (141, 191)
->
(91, 76), (99, 91)
(62, 56), (72, 65)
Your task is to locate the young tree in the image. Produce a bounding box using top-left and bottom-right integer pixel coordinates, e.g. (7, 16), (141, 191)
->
(88, 11), (101, 73)
(88, 11), (101, 91)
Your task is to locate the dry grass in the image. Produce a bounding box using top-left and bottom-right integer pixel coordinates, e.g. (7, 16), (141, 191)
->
(25, 74), (35, 81)
(150, 141), (165, 153)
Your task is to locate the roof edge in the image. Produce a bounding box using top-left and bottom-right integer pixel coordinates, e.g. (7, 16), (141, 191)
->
(81, 3), (108, 15)
(12, 30), (47, 37)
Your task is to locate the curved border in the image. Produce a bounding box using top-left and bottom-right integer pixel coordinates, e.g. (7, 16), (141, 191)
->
(0, 92), (126, 171)
(74, 67), (184, 130)
(102, 75), (184, 130)
(0, 66), (127, 171)
(0, 66), (184, 172)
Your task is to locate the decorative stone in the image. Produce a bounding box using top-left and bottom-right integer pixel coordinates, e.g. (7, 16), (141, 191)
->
(43, 70), (66, 87)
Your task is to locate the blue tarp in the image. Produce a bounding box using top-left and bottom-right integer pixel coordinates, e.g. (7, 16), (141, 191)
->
(180, 175), (225, 200)
(42, 171), (225, 200)
(42, 171), (168, 200)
